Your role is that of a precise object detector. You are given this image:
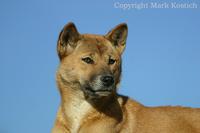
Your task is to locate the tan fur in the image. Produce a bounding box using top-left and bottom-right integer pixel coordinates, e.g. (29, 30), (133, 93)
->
(52, 22), (200, 133)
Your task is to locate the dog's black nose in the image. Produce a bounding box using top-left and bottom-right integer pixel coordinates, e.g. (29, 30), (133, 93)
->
(100, 75), (114, 87)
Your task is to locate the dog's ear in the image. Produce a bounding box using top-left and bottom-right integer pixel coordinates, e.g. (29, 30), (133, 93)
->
(57, 22), (80, 60)
(105, 23), (128, 54)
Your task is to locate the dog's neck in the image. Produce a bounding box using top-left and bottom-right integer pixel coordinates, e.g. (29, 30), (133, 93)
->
(58, 85), (91, 132)
(57, 74), (123, 132)
(57, 85), (122, 132)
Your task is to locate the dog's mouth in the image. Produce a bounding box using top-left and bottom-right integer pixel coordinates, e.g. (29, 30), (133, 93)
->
(83, 86), (113, 98)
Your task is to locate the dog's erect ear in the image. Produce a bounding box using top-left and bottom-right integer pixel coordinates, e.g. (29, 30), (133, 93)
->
(57, 22), (80, 60)
(105, 23), (128, 54)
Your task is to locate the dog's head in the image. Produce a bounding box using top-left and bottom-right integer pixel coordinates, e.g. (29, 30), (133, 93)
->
(56, 22), (128, 99)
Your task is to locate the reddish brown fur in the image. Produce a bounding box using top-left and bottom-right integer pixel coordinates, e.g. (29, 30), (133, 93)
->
(52, 22), (200, 133)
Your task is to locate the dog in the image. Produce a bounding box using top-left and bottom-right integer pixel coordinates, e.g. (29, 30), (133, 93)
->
(52, 22), (200, 133)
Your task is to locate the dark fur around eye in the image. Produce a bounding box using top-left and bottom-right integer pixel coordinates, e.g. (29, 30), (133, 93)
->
(82, 57), (94, 64)
(108, 58), (116, 65)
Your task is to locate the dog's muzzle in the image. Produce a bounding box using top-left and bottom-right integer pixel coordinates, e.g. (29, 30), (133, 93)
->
(100, 75), (114, 87)
(83, 74), (115, 98)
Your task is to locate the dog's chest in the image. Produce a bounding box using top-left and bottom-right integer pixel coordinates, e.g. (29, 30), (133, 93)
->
(67, 100), (92, 133)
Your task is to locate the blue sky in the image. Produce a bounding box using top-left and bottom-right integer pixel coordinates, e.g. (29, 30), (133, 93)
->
(0, 0), (200, 132)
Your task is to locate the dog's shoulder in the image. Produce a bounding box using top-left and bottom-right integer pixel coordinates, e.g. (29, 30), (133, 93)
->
(117, 94), (144, 113)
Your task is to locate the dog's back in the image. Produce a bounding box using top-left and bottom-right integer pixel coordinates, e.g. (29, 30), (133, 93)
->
(127, 102), (200, 132)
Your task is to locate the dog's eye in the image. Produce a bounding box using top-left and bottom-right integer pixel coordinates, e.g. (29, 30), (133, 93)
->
(108, 58), (116, 65)
(82, 57), (94, 64)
